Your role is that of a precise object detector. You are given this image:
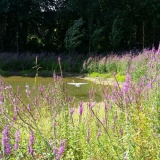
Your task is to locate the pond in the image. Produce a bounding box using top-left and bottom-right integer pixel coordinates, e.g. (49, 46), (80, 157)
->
(2, 76), (104, 102)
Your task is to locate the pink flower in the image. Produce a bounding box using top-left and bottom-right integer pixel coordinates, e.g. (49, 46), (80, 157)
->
(69, 108), (74, 115)
(97, 127), (101, 139)
(2, 127), (11, 154)
(14, 130), (20, 150)
(79, 101), (83, 116)
(28, 131), (34, 155)
(121, 74), (131, 94)
(157, 42), (160, 55)
(39, 85), (44, 95)
(55, 140), (66, 159)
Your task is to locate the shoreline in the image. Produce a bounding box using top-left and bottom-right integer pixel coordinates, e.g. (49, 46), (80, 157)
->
(0, 70), (123, 86)
(79, 76), (116, 85)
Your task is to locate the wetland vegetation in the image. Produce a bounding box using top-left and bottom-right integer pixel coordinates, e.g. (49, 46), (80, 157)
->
(0, 0), (160, 159)
(0, 49), (160, 159)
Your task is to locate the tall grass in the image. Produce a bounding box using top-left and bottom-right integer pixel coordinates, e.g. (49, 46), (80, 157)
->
(0, 52), (85, 75)
(83, 49), (160, 82)
(0, 49), (160, 159)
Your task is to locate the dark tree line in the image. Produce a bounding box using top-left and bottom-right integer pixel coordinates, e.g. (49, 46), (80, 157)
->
(0, 0), (160, 53)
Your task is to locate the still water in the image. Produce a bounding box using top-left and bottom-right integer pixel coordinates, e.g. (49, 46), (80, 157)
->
(2, 76), (103, 102)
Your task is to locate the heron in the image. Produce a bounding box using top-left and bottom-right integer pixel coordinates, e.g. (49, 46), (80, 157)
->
(67, 82), (88, 87)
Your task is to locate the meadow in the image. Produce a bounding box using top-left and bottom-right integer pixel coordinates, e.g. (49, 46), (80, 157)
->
(0, 48), (160, 159)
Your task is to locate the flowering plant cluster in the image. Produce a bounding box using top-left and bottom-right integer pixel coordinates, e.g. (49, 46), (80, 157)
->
(0, 49), (159, 159)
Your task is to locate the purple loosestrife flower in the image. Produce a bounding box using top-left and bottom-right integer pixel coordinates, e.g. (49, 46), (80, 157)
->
(97, 127), (101, 139)
(14, 130), (20, 150)
(14, 105), (19, 113)
(53, 147), (57, 155)
(39, 85), (44, 95)
(122, 74), (131, 94)
(69, 108), (74, 115)
(113, 72), (116, 76)
(57, 146), (65, 158)
(79, 101), (83, 116)
(149, 62), (154, 68)
(2, 127), (11, 154)
(148, 78), (153, 89)
(0, 95), (4, 106)
(13, 114), (17, 121)
(34, 96), (38, 106)
(17, 85), (20, 95)
(151, 45), (156, 60)
(28, 131), (34, 155)
(157, 43), (160, 55)
(27, 104), (31, 112)
(152, 45), (155, 54)
(13, 97), (18, 104)
(86, 128), (90, 143)
(102, 118), (106, 125)
(5, 85), (12, 90)
(56, 140), (66, 159)
(89, 101), (96, 109)
(89, 90), (94, 99)
(25, 85), (31, 98)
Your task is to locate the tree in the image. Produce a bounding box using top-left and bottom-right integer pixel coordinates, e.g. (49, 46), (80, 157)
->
(109, 16), (123, 51)
(64, 18), (84, 54)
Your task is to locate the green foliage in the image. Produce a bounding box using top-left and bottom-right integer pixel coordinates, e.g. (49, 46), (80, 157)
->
(65, 18), (84, 54)
(0, 0), (160, 52)
(89, 72), (112, 78)
(131, 65), (148, 81)
(27, 35), (44, 52)
(115, 74), (126, 82)
(91, 27), (105, 52)
(105, 61), (118, 73)
(109, 16), (123, 51)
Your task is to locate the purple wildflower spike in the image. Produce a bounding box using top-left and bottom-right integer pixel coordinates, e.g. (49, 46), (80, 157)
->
(53, 147), (57, 155)
(157, 42), (160, 55)
(113, 72), (116, 76)
(28, 131), (34, 155)
(79, 101), (83, 116)
(97, 127), (101, 139)
(14, 130), (20, 150)
(39, 85), (44, 95)
(27, 104), (31, 112)
(152, 45), (155, 54)
(86, 128), (90, 143)
(122, 74), (131, 94)
(2, 127), (11, 154)
(25, 85), (31, 97)
(148, 78), (153, 89)
(56, 140), (66, 159)
(69, 108), (74, 115)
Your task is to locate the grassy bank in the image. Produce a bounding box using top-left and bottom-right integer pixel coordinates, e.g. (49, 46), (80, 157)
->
(0, 49), (159, 82)
(0, 49), (160, 159)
